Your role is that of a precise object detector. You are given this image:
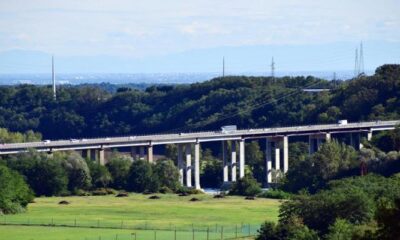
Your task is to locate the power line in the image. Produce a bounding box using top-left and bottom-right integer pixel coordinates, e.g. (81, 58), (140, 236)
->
(52, 55), (56, 100)
(165, 79), (324, 133)
(271, 57), (275, 82)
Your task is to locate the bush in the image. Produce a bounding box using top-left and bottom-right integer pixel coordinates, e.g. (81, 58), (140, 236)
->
(176, 186), (203, 195)
(0, 165), (34, 214)
(5, 151), (69, 196)
(159, 186), (173, 194)
(258, 189), (291, 200)
(91, 188), (114, 196)
(256, 216), (319, 240)
(153, 159), (180, 191)
(126, 160), (159, 193)
(86, 159), (112, 188)
(106, 154), (132, 189)
(229, 175), (261, 196)
(59, 151), (92, 191)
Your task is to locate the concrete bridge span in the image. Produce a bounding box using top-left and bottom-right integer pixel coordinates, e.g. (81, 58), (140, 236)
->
(1, 120), (399, 188)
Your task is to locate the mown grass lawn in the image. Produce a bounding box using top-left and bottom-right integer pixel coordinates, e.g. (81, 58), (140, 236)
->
(0, 193), (280, 240)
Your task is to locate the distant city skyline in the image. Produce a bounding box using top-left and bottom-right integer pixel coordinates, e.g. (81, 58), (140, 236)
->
(0, 0), (399, 74)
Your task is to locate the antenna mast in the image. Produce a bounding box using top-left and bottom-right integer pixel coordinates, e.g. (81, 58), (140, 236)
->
(354, 48), (359, 78)
(222, 56), (225, 78)
(271, 57), (275, 82)
(359, 42), (364, 75)
(52, 55), (56, 100)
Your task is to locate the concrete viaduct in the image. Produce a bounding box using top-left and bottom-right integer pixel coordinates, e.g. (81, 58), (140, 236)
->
(0, 120), (399, 189)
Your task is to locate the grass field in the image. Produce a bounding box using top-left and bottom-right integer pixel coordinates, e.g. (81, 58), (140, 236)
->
(0, 193), (281, 240)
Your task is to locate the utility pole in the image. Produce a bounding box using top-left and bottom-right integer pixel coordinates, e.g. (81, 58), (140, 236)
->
(222, 56), (225, 78)
(359, 42), (364, 75)
(52, 55), (56, 100)
(271, 57), (275, 83)
(354, 48), (359, 78)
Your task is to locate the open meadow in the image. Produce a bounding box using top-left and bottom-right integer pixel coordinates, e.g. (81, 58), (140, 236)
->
(0, 193), (280, 240)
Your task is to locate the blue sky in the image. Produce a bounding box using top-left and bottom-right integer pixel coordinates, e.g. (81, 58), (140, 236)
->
(0, 0), (399, 73)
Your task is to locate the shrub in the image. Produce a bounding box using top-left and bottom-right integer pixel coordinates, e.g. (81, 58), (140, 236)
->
(5, 151), (69, 196)
(126, 160), (159, 193)
(86, 159), (112, 188)
(59, 151), (92, 191)
(0, 165), (34, 214)
(106, 154), (132, 189)
(258, 189), (291, 199)
(153, 159), (180, 191)
(229, 175), (261, 196)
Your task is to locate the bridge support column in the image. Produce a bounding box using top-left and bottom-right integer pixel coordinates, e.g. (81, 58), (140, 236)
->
(367, 131), (373, 141)
(309, 133), (330, 154)
(265, 139), (273, 185)
(185, 143), (192, 188)
(222, 141), (229, 182)
(147, 145), (153, 163)
(194, 142), (201, 190)
(99, 149), (105, 166)
(130, 147), (137, 161)
(274, 146), (280, 171)
(178, 144), (184, 185)
(239, 139), (245, 178)
(265, 136), (289, 186)
(283, 136), (289, 174)
(231, 141), (237, 182)
(139, 146), (145, 160)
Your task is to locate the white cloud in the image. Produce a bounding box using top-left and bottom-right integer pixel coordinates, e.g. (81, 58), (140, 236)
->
(0, 0), (399, 57)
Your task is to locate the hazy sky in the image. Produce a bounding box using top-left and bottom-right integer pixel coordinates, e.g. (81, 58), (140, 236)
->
(0, 0), (400, 73)
(0, 0), (399, 73)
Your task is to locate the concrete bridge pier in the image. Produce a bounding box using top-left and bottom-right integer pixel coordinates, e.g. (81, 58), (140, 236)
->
(265, 136), (289, 186)
(99, 148), (105, 165)
(194, 142), (201, 190)
(309, 133), (331, 154)
(239, 139), (245, 178)
(177, 144), (184, 185)
(222, 141), (229, 182)
(147, 145), (153, 163)
(231, 141), (237, 182)
(185, 143), (192, 188)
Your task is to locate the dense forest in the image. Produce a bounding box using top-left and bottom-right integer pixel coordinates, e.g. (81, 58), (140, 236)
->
(1, 65), (400, 239)
(1, 64), (398, 140)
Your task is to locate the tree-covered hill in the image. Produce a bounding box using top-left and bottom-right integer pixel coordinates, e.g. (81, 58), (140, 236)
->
(0, 64), (399, 139)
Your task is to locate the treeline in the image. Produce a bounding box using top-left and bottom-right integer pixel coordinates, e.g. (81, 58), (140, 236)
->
(1, 71), (333, 139)
(254, 126), (400, 239)
(0, 65), (399, 140)
(1, 151), (184, 196)
(0, 151), (190, 213)
(0, 128), (41, 143)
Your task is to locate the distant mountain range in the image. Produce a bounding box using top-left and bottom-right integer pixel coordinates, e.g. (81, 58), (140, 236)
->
(0, 71), (371, 85)
(0, 41), (397, 84)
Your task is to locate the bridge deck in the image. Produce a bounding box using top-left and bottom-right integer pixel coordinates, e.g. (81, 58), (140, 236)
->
(0, 120), (399, 154)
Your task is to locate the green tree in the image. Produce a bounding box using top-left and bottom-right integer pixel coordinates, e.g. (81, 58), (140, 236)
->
(106, 153), (132, 189)
(0, 165), (34, 214)
(154, 159), (180, 191)
(86, 159), (112, 188)
(324, 219), (354, 240)
(229, 175), (261, 196)
(245, 141), (264, 182)
(126, 160), (159, 193)
(59, 151), (92, 191)
(374, 198), (400, 240)
(5, 152), (69, 196)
